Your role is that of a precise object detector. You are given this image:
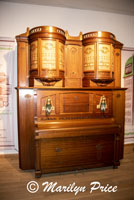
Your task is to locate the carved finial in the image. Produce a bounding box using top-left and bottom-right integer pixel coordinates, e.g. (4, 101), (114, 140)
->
(79, 32), (82, 40)
(65, 31), (83, 41)
(65, 31), (69, 39)
(26, 27), (30, 36)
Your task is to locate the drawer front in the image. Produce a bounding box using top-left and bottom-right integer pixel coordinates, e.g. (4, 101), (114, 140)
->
(60, 93), (89, 113)
(40, 134), (114, 172)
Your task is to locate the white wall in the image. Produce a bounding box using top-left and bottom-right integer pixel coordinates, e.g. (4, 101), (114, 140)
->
(131, 16), (134, 46)
(0, 1), (133, 151)
(0, 1), (134, 47)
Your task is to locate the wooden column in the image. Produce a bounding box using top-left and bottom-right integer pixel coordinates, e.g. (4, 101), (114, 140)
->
(16, 28), (29, 87)
(113, 89), (126, 159)
(17, 89), (35, 169)
(114, 41), (123, 88)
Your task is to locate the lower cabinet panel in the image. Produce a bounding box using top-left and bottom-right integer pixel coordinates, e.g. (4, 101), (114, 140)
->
(35, 130), (119, 176)
(17, 88), (125, 175)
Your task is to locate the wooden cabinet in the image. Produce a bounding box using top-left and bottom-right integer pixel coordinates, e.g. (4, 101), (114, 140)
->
(16, 26), (125, 177)
(35, 126), (119, 175)
(17, 88), (125, 176)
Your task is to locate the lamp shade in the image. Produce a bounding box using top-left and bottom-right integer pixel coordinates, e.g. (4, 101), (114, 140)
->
(29, 26), (66, 86)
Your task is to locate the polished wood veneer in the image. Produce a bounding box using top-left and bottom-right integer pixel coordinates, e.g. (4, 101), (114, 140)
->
(17, 87), (125, 177)
(16, 26), (125, 177)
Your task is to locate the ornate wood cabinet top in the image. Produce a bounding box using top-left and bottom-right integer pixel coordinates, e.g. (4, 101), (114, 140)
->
(16, 26), (123, 89)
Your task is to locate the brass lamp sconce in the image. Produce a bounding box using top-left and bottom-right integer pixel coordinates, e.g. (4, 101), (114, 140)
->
(97, 95), (107, 113)
(82, 31), (123, 87)
(42, 98), (55, 115)
(29, 26), (66, 87)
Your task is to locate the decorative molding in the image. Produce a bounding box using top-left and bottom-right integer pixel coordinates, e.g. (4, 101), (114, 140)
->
(122, 47), (134, 51)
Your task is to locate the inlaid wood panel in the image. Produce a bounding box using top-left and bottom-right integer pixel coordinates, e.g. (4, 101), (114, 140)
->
(65, 45), (82, 87)
(83, 44), (95, 71)
(35, 90), (113, 119)
(30, 40), (38, 70)
(41, 40), (56, 70)
(60, 92), (89, 113)
(114, 48), (121, 87)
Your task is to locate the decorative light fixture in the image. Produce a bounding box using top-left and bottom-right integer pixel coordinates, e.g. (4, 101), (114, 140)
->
(82, 31), (123, 87)
(29, 26), (66, 86)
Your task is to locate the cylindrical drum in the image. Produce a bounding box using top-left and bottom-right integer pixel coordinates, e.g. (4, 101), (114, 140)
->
(29, 26), (66, 86)
(82, 31), (116, 87)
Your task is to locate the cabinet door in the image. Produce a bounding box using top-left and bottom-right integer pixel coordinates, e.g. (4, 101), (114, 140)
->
(65, 45), (82, 87)
(39, 133), (115, 173)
